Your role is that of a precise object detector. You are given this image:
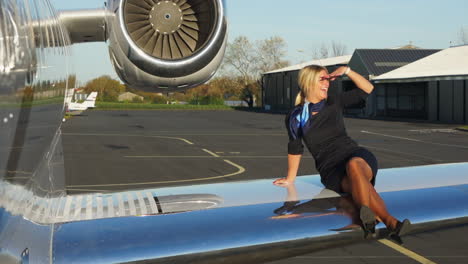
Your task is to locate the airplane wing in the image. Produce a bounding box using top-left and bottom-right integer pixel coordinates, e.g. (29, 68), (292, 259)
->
(1, 163), (468, 263)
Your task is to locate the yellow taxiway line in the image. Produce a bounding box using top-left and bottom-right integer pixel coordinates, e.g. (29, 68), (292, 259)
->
(378, 239), (437, 264)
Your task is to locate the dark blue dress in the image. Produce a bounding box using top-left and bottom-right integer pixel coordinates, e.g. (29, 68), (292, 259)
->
(285, 89), (378, 193)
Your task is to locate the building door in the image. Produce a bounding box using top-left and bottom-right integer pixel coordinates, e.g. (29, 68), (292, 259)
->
(377, 82), (427, 119)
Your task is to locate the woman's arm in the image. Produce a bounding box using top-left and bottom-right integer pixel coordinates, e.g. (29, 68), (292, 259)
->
(273, 154), (302, 186)
(331, 66), (374, 94)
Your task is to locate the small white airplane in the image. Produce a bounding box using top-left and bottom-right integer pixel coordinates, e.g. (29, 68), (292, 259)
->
(65, 91), (98, 116)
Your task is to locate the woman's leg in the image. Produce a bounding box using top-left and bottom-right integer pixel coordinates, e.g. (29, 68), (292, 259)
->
(341, 158), (398, 230)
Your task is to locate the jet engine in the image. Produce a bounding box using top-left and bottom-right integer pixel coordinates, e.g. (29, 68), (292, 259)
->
(105, 0), (227, 92)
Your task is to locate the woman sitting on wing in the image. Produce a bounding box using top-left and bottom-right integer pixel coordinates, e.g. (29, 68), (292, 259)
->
(273, 65), (410, 241)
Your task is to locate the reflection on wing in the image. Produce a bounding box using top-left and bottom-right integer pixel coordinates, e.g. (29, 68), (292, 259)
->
(0, 181), (222, 224)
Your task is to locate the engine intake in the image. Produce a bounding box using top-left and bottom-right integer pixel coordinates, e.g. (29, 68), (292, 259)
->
(105, 0), (227, 91)
(124, 0), (217, 61)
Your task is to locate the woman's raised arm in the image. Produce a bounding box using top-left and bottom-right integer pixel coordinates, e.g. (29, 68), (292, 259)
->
(331, 66), (374, 94)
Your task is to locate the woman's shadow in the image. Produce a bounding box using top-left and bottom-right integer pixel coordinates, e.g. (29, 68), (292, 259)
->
(272, 183), (363, 232)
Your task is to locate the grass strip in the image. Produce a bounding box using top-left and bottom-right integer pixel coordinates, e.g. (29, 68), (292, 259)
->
(95, 102), (234, 110)
(0, 97), (64, 108)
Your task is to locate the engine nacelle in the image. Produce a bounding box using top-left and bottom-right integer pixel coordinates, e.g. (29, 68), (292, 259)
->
(106, 0), (227, 92)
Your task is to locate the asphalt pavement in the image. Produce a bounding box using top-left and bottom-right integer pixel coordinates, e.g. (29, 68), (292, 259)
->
(62, 109), (468, 264)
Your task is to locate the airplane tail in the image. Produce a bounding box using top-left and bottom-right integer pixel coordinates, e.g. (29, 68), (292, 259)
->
(65, 88), (75, 104)
(83, 92), (98, 108)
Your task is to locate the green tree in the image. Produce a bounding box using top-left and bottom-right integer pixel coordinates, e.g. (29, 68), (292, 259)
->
(152, 95), (168, 104)
(82, 76), (125, 102)
(131, 96), (144, 103)
(209, 77), (242, 100)
(186, 84), (224, 105)
(170, 92), (189, 102)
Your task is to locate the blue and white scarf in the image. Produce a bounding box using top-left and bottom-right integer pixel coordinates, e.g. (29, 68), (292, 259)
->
(289, 100), (325, 140)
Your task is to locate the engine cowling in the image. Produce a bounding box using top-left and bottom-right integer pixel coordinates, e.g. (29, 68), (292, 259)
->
(106, 0), (227, 92)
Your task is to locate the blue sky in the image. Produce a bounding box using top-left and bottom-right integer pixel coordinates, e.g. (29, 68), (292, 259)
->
(51, 0), (468, 84)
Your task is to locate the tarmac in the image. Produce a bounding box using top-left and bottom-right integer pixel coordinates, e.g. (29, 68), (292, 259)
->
(62, 109), (468, 264)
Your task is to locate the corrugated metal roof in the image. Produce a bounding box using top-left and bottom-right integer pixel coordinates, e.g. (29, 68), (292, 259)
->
(349, 49), (441, 77)
(263, 55), (352, 75)
(373, 45), (468, 82)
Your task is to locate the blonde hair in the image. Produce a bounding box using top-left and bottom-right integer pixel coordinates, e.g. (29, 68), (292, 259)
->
(295, 65), (328, 106)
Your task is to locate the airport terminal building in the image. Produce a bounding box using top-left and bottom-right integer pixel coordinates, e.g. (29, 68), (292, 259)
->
(262, 46), (468, 124)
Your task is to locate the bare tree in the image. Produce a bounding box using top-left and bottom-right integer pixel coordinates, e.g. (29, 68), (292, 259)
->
(319, 43), (329, 59)
(311, 41), (348, 59)
(222, 35), (289, 107)
(331, 41), (348, 57)
(256, 36), (290, 73)
(222, 36), (258, 84)
(458, 26), (468, 45)
(221, 36), (260, 107)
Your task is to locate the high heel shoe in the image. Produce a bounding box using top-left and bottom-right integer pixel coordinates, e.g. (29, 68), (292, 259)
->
(388, 219), (412, 244)
(360, 206), (377, 238)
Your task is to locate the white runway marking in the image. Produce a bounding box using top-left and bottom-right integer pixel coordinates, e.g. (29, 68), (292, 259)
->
(63, 133), (194, 145)
(360, 144), (444, 163)
(361, 130), (468, 149)
(296, 256), (465, 259)
(77, 132), (285, 136)
(66, 134), (247, 188)
(409, 129), (457, 133)
(125, 156), (218, 158)
(125, 155), (313, 159)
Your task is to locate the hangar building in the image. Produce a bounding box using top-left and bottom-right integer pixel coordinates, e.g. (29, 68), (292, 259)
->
(374, 45), (468, 124)
(262, 46), (468, 124)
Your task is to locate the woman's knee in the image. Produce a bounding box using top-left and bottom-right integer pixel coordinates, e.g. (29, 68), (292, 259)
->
(346, 158), (372, 181)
